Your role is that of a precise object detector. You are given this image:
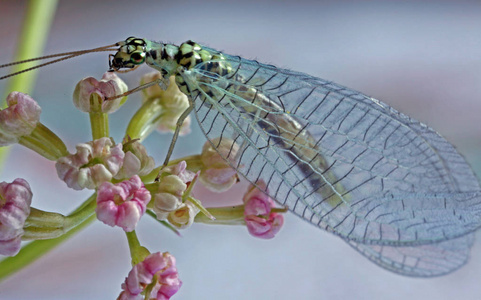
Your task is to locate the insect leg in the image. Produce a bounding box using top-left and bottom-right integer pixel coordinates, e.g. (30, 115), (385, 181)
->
(161, 105), (194, 168)
(105, 77), (169, 101)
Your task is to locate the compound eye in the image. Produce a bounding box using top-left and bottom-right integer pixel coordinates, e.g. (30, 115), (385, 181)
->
(130, 52), (145, 64)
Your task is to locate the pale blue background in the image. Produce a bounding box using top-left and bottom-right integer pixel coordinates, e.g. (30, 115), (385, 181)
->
(0, 1), (481, 299)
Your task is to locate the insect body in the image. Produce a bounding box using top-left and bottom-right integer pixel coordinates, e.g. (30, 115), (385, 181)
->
(4, 37), (481, 277)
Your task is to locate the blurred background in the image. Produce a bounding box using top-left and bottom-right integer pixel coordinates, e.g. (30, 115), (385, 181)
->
(0, 0), (481, 299)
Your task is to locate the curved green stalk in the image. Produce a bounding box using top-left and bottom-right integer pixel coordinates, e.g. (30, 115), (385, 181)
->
(0, 194), (97, 282)
(0, 0), (58, 173)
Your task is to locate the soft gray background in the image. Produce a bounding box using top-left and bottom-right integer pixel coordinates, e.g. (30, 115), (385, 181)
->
(1, 1), (481, 299)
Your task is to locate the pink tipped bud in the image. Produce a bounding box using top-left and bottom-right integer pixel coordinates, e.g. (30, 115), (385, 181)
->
(114, 138), (155, 180)
(243, 180), (283, 239)
(56, 137), (125, 190)
(73, 72), (128, 113)
(119, 252), (182, 300)
(96, 175), (150, 232)
(0, 92), (41, 146)
(199, 138), (239, 192)
(0, 178), (33, 256)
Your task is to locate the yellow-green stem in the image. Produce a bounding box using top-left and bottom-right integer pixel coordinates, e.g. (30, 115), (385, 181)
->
(125, 231), (150, 266)
(23, 194), (97, 240)
(89, 94), (109, 140)
(0, 0), (58, 174)
(194, 206), (246, 225)
(125, 97), (163, 141)
(18, 123), (69, 160)
(0, 213), (95, 282)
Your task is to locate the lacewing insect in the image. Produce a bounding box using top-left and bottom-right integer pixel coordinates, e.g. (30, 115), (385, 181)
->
(2, 37), (481, 277)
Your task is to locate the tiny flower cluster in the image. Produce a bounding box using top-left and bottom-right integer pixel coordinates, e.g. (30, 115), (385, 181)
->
(0, 179), (32, 256)
(119, 252), (182, 300)
(0, 71), (285, 299)
(243, 181), (284, 239)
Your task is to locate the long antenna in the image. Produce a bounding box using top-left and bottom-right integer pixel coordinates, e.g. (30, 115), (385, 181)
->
(0, 43), (119, 80)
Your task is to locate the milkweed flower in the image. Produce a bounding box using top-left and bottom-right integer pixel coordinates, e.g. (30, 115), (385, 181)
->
(140, 73), (191, 136)
(119, 251), (182, 300)
(167, 200), (200, 230)
(243, 180), (283, 239)
(114, 138), (155, 180)
(151, 161), (196, 221)
(199, 138), (239, 192)
(96, 175), (150, 232)
(73, 72), (128, 113)
(56, 137), (125, 190)
(0, 92), (41, 146)
(0, 178), (33, 256)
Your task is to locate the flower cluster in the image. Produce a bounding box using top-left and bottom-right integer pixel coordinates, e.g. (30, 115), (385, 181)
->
(119, 252), (182, 300)
(96, 175), (151, 232)
(150, 161), (200, 229)
(0, 72), (285, 299)
(243, 181), (284, 239)
(0, 179), (32, 256)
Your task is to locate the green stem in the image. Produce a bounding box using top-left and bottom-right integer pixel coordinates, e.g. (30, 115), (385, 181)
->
(0, 213), (95, 282)
(0, 0), (58, 175)
(194, 206), (246, 225)
(0, 194), (96, 281)
(187, 196), (215, 220)
(125, 231), (150, 266)
(125, 97), (163, 141)
(23, 194), (97, 240)
(18, 123), (69, 160)
(89, 94), (109, 140)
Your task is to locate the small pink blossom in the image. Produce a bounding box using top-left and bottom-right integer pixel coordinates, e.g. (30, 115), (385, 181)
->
(140, 73), (191, 136)
(56, 137), (125, 190)
(0, 178), (33, 256)
(0, 92), (41, 146)
(114, 138), (155, 180)
(73, 72), (128, 113)
(119, 252), (182, 300)
(96, 175), (150, 232)
(243, 181), (283, 239)
(199, 138), (239, 192)
(152, 161), (196, 221)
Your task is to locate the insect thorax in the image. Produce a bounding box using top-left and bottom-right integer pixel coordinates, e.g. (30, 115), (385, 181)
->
(145, 40), (232, 95)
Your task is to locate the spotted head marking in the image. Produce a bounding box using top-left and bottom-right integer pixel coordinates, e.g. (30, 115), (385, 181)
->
(109, 37), (148, 71)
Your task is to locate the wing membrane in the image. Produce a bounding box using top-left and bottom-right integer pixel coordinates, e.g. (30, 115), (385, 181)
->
(180, 50), (481, 274)
(346, 233), (474, 277)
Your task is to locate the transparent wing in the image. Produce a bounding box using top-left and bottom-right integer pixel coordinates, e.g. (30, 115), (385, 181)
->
(180, 51), (481, 274)
(346, 233), (474, 277)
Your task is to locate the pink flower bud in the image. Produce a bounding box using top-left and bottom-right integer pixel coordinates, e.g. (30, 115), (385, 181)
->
(140, 73), (191, 136)
(96, 175), (150, 232)
(73, 72), (127, 113)
(152, 161), (196, 221)
(199, 138), (239, 192)
(0, 92), (41, 146)
(0, 178), (33, 256)
(56, 137), (125, 190)
(119, 252), (182, 300)
(114, 138), (155, 180)
(243, 181), (283, 239)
